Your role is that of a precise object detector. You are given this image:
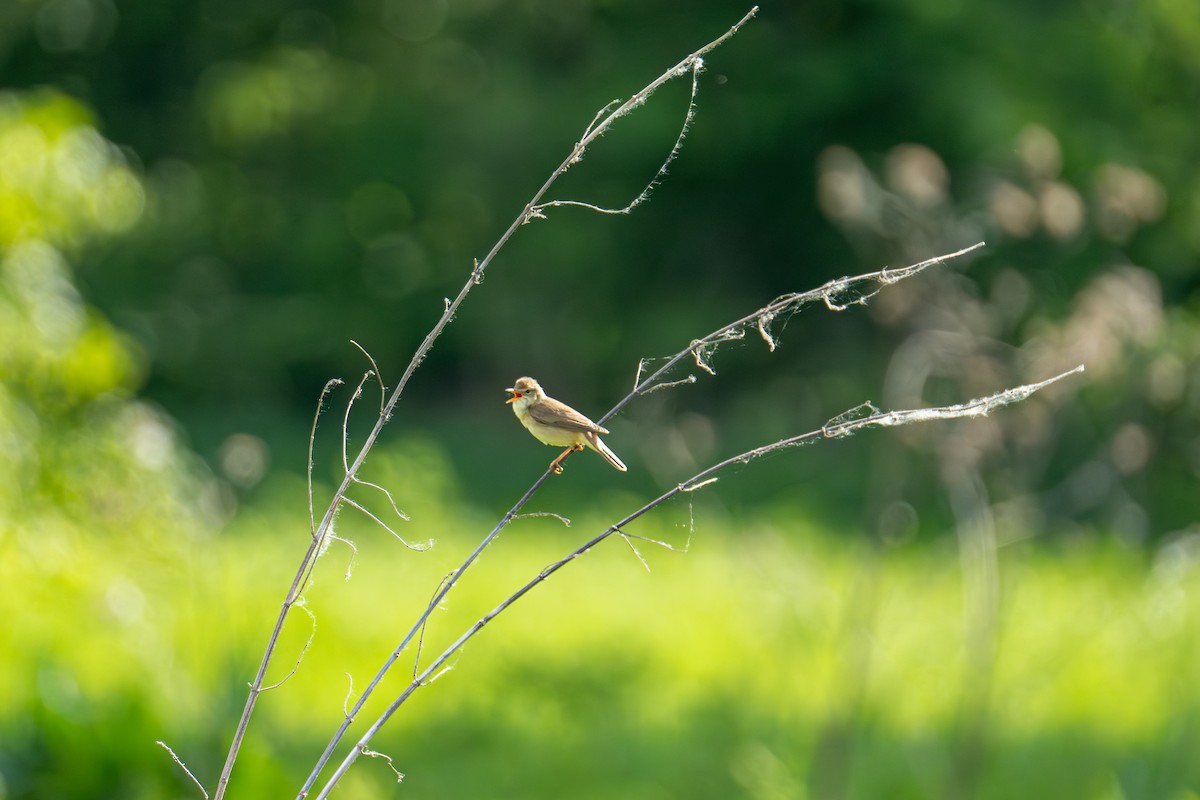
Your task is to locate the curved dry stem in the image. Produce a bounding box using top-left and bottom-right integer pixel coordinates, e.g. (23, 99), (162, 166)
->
(341, 672), (356, 718)
(350, 476), (411, 522)
(601, 242), (987, 426)
(525, 6), (758, 225)
(213, 379), (343, 800)
(299, 465), (561, 798)
(301, 242), (986, 797)
(309, 380), (345, 538)
(325, 532), (359, 580)
(350, 340), (386, 415)
(341, 497), (429, 551)
(512, 511), (573, 527)
(262, 604), (317, 692)
(158, 740), (210, 800)
(342, 373), (374, 473)
(619, 528), (691, 552)
(293, 11), (759, 797)
(311, 365), (1085, 796)
(618, 532), (653, 572)
(360, 745), (405, 784)
(532, 53), (704, 216)
(223, 11), (762, 800)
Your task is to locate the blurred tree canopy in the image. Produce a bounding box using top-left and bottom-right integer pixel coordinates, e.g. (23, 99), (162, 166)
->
(1, 0), (1197, 539)
(0, 87), (210, 537)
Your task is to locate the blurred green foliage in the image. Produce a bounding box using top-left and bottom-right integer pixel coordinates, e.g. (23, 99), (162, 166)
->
(1, 0), (1196, 538)
(3, 440), (1200, 797)
(0, 88), (210, 542)
(0, 87), (217, 798)
(2, 0), (1200, 797)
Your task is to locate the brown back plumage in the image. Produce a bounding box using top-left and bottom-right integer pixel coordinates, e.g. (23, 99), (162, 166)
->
(527, 395), (608, 434)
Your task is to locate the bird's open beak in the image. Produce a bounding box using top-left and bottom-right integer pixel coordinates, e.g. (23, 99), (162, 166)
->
(505, 389), (520, 404)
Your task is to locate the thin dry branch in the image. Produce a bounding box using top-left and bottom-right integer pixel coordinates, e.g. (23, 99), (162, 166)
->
(300, 467), (562, 797)
(618, 528), (691, 552)
(349, 340), (386, 415)
(603, 241), (986, 426)
(261, 604), (317, 692)
(360, 745), (405, 784)
(512, 511), (573, 527)
(308, 380), (344, 538)
(310, 365), (1085, 796)
(300, 242), (982, 796)
(342, 673), (356, 718)
(618, 532), (654, 572)
(342, 372), (374, 472)
(349, 477), (412, 523)
(616, 524), (692, 573)
(157, 741), (209, 800)
(525, 7), (757, 223)
(531, 51), (703, 217)
(216, 10), (762, 799)
(324, 533), (358, 581)
(293, 11), (759, 796)
(342, 497), (428, 551)
(211, 379), (343, 800)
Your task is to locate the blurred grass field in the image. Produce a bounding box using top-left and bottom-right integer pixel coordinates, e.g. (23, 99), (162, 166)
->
(3, 445), (1198, 799)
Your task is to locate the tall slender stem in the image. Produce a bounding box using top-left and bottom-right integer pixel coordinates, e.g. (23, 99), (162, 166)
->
(291, 10), (762, 796)
(310, 363), (1085, 798)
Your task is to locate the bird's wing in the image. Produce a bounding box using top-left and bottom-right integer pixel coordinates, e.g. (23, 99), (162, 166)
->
(528, 398), (609, 434)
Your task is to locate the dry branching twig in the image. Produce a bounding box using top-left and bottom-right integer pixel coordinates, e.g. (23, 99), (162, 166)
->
(292, 10), (762, 797)
(157, 740), (210, 800)
(300, 240), (991, 797)
(207, 10), (763, 800)
(617, 242), (987, 421)
(262, 604), (317, 691)
(189, 7), (1083, 799)
(309, 364), (1084, 796)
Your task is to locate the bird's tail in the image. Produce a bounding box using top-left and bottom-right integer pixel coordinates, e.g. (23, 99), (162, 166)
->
(588, 433), (628, 472)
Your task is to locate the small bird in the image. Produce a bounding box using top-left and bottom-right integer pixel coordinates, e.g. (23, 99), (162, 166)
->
(505, 376), (627, 474)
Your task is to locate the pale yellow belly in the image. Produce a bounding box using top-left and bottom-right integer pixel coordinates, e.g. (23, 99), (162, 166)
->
(520, 414), (585, 448)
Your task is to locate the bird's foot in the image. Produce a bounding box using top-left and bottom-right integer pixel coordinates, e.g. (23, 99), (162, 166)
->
(550, 444), (583, 475)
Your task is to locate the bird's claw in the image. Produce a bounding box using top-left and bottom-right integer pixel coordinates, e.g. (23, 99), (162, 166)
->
(550, 445), (581, 475)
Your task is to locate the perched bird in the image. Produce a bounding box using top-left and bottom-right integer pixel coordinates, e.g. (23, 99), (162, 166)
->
(505, 376), (627, 474)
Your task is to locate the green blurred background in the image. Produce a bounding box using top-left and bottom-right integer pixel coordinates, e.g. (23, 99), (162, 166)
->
(2, 0), (1199, 797)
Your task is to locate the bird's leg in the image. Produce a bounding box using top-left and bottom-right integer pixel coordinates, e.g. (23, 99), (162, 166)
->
(549, 447), (572, 474)
(549, 444), (585, 475)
